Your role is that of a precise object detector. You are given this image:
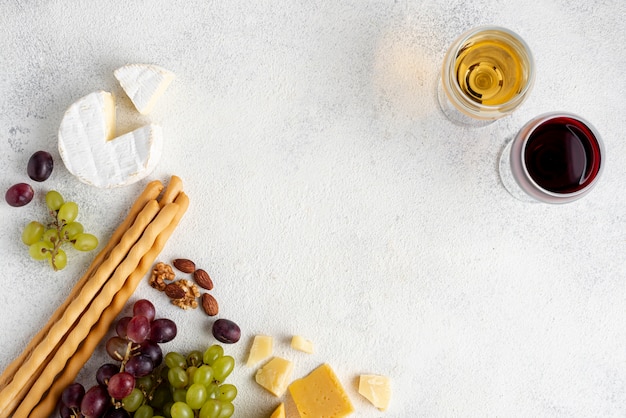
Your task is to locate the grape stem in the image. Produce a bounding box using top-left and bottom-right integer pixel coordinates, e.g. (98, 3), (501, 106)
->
(47, 210), (66, 271)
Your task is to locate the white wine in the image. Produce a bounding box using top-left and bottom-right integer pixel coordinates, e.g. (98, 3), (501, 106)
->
(454, 30), (530, 106)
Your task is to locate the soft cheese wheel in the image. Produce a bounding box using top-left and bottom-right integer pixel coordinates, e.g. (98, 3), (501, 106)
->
(58, 91), (163, 188)
(114, 64), (175, 115)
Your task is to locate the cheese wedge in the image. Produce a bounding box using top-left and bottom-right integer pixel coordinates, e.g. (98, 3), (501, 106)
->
(290, 335), (314, 354)
(358, 374), (391, 411)
(269, 403), (285, 418)
(247, 335), (273, 367)
(255, 357), (293, 397)
(114, 64), (175, 114)
(58, 91), (163, 188)
(288, 363), (354, 417)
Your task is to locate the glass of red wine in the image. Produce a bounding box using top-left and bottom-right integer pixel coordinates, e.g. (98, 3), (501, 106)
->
(499, 112), (604, 203)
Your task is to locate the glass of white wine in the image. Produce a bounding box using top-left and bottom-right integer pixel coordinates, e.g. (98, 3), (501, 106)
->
(437, 26), (535, 127)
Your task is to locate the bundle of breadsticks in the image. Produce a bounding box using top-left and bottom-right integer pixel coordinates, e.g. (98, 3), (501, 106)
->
(0, 175), (189, 418)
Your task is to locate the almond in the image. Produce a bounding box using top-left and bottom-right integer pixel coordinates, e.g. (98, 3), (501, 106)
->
(173, 258), (196, 273)
(164, 282), (186, 299)
(201, 293), (219, 316)
(193, 269), (214, 290)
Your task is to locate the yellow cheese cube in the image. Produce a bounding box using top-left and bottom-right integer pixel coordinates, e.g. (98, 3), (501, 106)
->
(288, 363), (354, 417)
(269, 402), (286, 418)
(291, 335), (314, 354)
(255, 357), (294, 397)
(358, 374), (391, 411)
(247, 335), (274, 367)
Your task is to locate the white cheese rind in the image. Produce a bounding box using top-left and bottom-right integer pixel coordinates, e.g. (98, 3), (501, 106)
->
(58, 91), (163, 188)
(114, 64), (175, 115)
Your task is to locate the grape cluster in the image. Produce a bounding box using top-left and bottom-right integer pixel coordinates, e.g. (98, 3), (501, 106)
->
(22, 190), (98, 270)
(59, 299), (237, 418)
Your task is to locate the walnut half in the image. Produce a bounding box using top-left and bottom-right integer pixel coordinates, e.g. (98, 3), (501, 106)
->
(149, 262), (175, 291)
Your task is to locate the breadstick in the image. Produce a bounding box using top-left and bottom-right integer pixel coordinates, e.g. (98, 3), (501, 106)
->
(12, 202), (180, 418)
(0, 180), (163, 392)
(30, 191), (189, 418)
(0, 200), (163, 417)
(158, 174), (183, 206)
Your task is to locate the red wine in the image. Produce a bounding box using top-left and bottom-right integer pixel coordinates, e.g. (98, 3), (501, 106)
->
(523, 116), (602, 193)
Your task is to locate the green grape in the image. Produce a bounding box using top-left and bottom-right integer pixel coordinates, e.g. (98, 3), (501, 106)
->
(206, 383), (219, 399)
(168, 367), (188, 389)
(73, 233), (98, 251)
(211, 356), (235, 382)
(57, 201), (78, 223)
(162, 402), (174, 418)
(186, 383), (208, 409)
(22, 221), (44, 245)
(29, 241), (53, 261)
(122, 387), (145, 412)
(186, 366), (198, 384)
(165, 352), (187, 369)
(50, 248), (67, 270)
(154, 416), (166, 418)
(193, 365), (214, 386)
(215, 384), (237, 402)
(151, 384), (173, 409)
(135, 375), (156, 393)
(61, 221), (84, 240)
(172, 388), (187, 403)
(170, 402), (194, 418)
(42, 228), (60, 244)
(134, 404), (155, 418)
(202, 345), (224, 366)
(45, 190), (64, 211)
(187, 350), (203, 367)
(199, 399), (221, 418)
(217, 401), (234, 418)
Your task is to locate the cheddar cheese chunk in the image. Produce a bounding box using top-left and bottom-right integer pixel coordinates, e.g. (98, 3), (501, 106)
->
(358, 374), (391, 411)
(288, 363), (354, 417)
(255, 357), (293, 397)
(247, 335), (274, 367)
(291, 335), (314, 354)
(269, 402), (286, 418)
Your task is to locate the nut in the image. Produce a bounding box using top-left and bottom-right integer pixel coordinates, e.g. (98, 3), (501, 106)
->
(193, 269), (214, 290)
(171, 279), (200, 310)
(173, 258), (196, 273)
(164, 283), (186, 299)
(201, 293), (219, 316)
(149, 262), (175, 291)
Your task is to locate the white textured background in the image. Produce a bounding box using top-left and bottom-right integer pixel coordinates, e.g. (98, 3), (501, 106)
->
(1, 1), (626, 417)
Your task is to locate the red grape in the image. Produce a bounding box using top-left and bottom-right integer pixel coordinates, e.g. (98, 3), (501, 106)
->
(115, 316), (131, 339)
(126, 315), (150, 343)
(61, 382), (85, 408)
(27, 150), (53, 181)
(212, 318), (241, 344)
(80, 385), (109, 417)
(96, 363), (119, 386)
(106, 336), (130, 361)
(148, 318), (177, 343)
(132, 299), (156, 322)
(138, 340), (163, 366)
(5, 183), (34, 207)
(107, 372), (135, 399)
(124, 354), (154, 377)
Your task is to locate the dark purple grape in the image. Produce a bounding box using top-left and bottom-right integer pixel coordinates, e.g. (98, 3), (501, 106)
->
(96, 363), (120, 386)
(103, 408), (130, 418)
(80, 385), (109, 418)
(106, 336), (129, 361)
(138, 340), (163, 366)
(115, 316), (131, 339)
(107, 372), (135, 399)
(59, 403), (83, 418)
(27, 150), (53, 181)
(212, 318), (241, 344)
(5, 183), (34, 207)
(124, 354), (154, 377)
(126, 315), (150, 343)
(132, 299), (156, 322)
(148, 318), (177, 343)
(61, 382), (85, 408)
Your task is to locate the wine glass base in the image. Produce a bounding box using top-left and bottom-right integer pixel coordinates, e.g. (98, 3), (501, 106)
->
(498, 140), (538, 203)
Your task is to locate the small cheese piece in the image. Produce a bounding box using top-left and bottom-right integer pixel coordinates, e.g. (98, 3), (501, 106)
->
(290, 335), (314, 354)
(255, 357), (293, 397)
(358, 374), (391, 411)
(247, 335), (273, 367)
(269, 403), (285, 418)
(114, 64), (175, 114)
(288, 363), (354, 417)
(58, 91), (163, 188)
